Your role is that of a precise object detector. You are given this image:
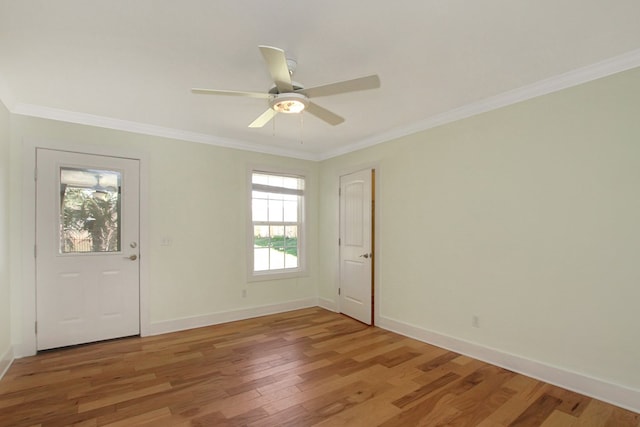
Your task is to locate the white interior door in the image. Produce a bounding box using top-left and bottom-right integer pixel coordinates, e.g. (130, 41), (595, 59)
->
(339, 169), (373, 325)
(36, 149), (140, 350)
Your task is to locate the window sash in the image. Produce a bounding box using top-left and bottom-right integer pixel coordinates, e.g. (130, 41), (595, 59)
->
(250, 170), (305, 278)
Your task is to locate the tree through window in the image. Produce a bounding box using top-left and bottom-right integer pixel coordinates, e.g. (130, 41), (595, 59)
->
(60, 167), (121, 253)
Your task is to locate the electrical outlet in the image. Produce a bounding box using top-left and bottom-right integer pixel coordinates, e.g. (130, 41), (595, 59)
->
(472, 315), (480, 328)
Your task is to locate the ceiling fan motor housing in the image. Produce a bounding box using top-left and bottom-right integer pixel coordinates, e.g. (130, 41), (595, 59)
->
(268, 82), (305, 95)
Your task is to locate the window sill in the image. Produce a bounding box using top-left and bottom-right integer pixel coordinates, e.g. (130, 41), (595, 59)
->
(248, 269), (307, 282)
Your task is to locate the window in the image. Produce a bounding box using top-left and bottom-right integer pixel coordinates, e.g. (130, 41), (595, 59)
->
(250, 170), (305, 278)
(59, 167), (122, 254)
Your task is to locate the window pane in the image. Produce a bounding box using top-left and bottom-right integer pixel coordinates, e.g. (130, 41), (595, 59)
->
(267, 174), (284, 188)
(268, 199), (284, 222)
(281, 176), (300, 190)
(285, 251), (298, 269)
(254, 225), (269, 239)
(285, 225), (297, 238)
(252, 199), (268, 222)
(60, 167), (121, 253)
(252, 173), (270, 186)
(269, 249), (285, 270)
(254, 247), (270, 271)
(254, 226), (270, 254)
(283, 200), (298, 222)
(253, 171), (303, 193)
(270, 225), (285, 241)
(252, 190), (269, 199)
(285, 226), (298, 257)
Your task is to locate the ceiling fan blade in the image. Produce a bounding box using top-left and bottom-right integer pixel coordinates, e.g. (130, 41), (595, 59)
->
(191, 88), (271, 99)
(297, 74), (380, 98)
(258, 45), (293, 93)
(305, 102), (345, 126)
(248, 108), (277, 128)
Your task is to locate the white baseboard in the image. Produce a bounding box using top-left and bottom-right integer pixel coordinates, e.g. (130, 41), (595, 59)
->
(378, 316), (640, 414)
(317, 297), (337, 312)
(0, 346), (14, 381)
(147, 298), (319, 336)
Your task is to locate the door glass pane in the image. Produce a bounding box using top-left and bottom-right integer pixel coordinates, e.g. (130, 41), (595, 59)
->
(60, 167), (121, 253)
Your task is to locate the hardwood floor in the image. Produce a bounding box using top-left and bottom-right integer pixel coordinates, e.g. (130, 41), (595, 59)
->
(0, 308), (638, 426)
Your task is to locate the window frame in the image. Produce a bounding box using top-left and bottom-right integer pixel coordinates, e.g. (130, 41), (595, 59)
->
(247, 167), (307, 281)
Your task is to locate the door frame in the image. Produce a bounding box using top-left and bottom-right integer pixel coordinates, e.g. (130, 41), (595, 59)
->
(19, 138), (150, 357)
(336, 163), (380, 326)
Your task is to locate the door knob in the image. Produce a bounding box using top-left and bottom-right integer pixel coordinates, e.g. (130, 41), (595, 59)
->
(359, 253), (371, 259)
(127, 254), (138, 261)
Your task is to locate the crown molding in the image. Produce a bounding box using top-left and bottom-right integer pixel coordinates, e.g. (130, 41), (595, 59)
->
(9, 49), (640, 163)
(320, 48), (640, 161)
(10, 104), (320, 161)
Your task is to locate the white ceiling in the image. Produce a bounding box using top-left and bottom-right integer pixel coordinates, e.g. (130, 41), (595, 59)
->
(1, 1), (640, 160)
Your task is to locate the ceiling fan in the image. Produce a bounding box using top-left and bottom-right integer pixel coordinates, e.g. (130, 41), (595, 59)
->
(192, 45), (380, 128)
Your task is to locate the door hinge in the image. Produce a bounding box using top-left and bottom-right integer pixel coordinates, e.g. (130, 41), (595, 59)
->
(34, 244), (37, 258)
(338, 288), (341, 296)
(35, 321), (38, 334)
(338, 238), (341, 246)
(34, 167), (37, 181)
(339, 187), (341, 196)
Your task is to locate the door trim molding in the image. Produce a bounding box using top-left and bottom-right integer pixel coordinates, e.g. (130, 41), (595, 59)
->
(18, 138), (150, 357)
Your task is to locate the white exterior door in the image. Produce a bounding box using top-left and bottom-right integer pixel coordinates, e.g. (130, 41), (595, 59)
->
(36, 149), (140, 350)
(339, 169), (373, 325)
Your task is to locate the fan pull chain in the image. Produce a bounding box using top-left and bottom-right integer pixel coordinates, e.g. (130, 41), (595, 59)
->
(299, 112), (304, 144)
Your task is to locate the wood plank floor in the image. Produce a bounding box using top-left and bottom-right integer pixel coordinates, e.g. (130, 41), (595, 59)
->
(1, 308), (638, 426)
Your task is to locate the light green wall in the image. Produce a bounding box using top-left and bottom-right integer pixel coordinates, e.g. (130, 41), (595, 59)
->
(5, 66), (640, 396)
(0, 99), (10, 360)
(319, 67), (640, 391)
(8, 117), (318, 340)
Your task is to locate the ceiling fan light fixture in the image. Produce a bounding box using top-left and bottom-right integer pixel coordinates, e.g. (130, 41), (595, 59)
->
(270, 93), (308, 114)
